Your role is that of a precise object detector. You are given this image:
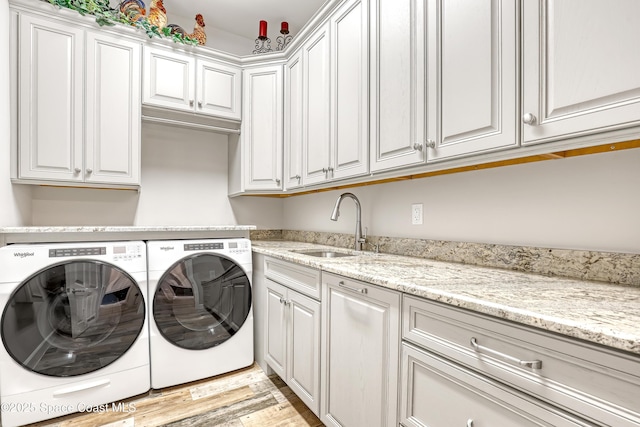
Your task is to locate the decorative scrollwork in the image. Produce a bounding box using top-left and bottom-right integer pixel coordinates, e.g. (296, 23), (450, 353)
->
(253, 37), (273, 54)
(276, 34), (293, 51)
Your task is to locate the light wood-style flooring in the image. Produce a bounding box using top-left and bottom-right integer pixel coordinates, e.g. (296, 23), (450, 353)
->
(28, 364), (324, 427)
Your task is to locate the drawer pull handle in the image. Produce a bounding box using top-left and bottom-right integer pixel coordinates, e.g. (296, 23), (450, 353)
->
(338, 281), (367, 294)
(470, 337), (542, 370)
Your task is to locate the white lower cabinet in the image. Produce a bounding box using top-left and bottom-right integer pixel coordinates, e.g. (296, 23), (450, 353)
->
(264, 259), (321, 415)
(321, 273), (400, 427)
(401, 295), (640, 427)
(400, 343), (594, 427)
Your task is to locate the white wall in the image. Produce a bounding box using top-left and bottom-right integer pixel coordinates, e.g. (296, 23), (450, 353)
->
(0, 0), (31, 226)
(159, 12), (254, 56)
(30, 122), (283, 228)
(282, 148), (640, 254)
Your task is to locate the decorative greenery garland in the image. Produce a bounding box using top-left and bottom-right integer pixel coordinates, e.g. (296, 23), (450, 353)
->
(45, 0), (200, 46)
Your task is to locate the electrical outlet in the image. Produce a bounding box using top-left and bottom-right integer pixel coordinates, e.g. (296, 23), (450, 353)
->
(411, 203), (423, 225)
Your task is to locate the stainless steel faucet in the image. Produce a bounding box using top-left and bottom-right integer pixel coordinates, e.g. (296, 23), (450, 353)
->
(330, 192), (366, 251)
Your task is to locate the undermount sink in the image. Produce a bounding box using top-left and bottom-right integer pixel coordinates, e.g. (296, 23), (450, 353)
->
(291, 249), (356, 258)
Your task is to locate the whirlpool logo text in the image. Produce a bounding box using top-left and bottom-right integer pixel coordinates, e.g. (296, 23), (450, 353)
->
(13, 252), (35, 258)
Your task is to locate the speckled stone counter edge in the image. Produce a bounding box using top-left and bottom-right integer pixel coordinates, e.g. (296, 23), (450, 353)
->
(250, 230), (640, 287)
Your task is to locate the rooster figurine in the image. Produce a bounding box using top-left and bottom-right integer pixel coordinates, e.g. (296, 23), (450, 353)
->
(147, 0), (167, 30)
(188, 14), (207, 45)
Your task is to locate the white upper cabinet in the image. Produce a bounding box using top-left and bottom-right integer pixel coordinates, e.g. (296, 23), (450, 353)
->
(371, 0), (518, 170)
(240, 65), (284, 191)
(302, 24), (332, 186)
(330, 0), (369, 179)
(15, 13), (140, 187)
(426, 0), (518, 161)
(143, 47), (241, 121)
(300, 0), (369, 187)
(85, 32), (141, 185)
(522, 0), (640, 145)
(370, 0), (426, 172)
(284, 49), (304, 190)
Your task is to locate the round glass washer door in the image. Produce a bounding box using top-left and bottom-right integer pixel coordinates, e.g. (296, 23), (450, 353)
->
(1, 261), (145, 377)
(153, 253), (251, 350)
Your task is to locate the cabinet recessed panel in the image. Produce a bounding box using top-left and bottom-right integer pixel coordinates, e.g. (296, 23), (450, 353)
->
(378, 0), (413, 158)
(441, 0), (494, 140)
(249, 74), (277, 182)
(155, 58), (189, 101)
(203, 69), (233, 108)
(545, 1), (640, 118)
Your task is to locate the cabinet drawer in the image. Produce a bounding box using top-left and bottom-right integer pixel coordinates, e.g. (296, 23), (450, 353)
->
(402, 295), (640, 427)
(264, 257), (321, 300)
(400, 343), (594, 427)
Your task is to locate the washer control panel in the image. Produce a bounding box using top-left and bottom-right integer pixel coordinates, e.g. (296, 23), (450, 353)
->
(185, 242), (224, 251)
(183, 240), (250, 254)
(49, 247), (107, 257)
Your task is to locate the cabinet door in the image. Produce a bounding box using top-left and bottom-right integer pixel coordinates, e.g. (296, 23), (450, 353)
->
(242, 65), (284, 191)
(264, 280), (287, 379)
(196, 59), (242, 120)
(142, 47), (195, 112)
(330, 0), (369, 180)
(288, 290), (321, 415)
(426, 0), (518, 161)
(522, 0), (640, 145)
(400, 344), (594, 427)
(303, 25), (332, 186)
(85, 32), (141, 185)
(321, 274), (400, 427)
(284, 49), (304, 190)
(370, 0), (426, 172)
(18, 15), (83, 182)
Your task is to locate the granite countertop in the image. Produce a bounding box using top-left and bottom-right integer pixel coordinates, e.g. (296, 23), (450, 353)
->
(0, 225), (257, 245)
(251, 240), (640, 356)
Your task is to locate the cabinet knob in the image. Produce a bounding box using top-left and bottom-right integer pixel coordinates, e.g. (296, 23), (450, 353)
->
(426, 139), (436, 149)
(189, 100), (194, 107)
(198, 101), (203, 109)
(275, 178), (281, 184)
(413, 142), (423, 151)
(74, 168), (81, 174)
(86, 168), (93, 174)
(522, 112), (537, 125)
(294, 174), (301, 183)
(466, 420), (474, 427)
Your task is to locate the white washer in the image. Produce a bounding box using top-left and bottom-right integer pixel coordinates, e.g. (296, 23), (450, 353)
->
(0, 241), (149, 427)
(146, 238), (253, 389)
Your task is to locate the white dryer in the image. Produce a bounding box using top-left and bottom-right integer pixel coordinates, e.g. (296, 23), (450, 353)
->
(146, 238), (253, 389)
(0, 241), (149, 427)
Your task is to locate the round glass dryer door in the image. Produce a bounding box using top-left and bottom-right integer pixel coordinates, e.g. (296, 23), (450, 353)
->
(153, 254), (251, 350)
(1, 261), (145, 377)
